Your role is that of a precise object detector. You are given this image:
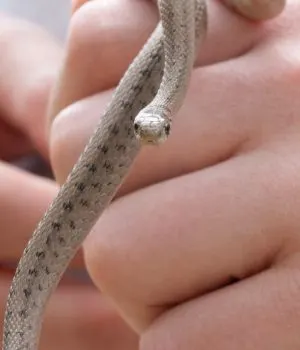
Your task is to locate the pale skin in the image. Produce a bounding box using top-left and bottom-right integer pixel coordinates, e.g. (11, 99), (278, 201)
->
(0, 0), (298, 349)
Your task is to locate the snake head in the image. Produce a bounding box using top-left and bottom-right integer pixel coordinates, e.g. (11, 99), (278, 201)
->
(134, 107), (171, 145)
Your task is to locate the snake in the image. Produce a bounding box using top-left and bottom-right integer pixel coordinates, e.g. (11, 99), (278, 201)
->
(3, 0), (207, 349)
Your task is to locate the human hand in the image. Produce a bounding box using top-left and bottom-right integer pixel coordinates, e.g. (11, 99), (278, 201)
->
(0, 13), (138, 350)
(46, 0), (300, 349)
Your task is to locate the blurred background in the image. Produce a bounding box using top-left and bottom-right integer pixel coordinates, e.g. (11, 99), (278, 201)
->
(0, 0), (71, 176)
(0, 0), (70, 40)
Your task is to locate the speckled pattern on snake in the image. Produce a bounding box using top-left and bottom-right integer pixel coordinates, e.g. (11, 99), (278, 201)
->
(3, 1), (207, 349)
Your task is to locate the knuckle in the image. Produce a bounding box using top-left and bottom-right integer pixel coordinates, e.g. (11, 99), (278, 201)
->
(22, 74), (52, 127)
(68, 2), (110, 54)
(222, 0), (286, 20)
(270, 265), (300, 326)
(140, 323), (174, 350)
(83, 218), (134, 295)
(49, 105), (81, 183)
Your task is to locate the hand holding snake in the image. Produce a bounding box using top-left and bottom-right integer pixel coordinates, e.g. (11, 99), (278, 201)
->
(1, 0), (291, 349)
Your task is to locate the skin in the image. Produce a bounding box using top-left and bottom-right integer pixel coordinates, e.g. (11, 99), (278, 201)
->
(0, 0), (292, 349)
(222, 0), (286, 20)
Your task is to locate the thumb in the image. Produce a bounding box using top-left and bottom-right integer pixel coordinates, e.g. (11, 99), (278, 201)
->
(221, 0), (286, 20)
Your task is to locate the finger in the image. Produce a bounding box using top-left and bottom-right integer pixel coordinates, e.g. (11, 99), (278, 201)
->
(73, 0), (287, 20)
(0, 14), (62, 155)
(141, 262), (300, 349)
(83, 145), (300, 330)
(71, 0), (89, 14)
(0, 162), (58, 261)
(49, 0), (266, 121)
(0, 277), (138, 350)
(222, 0), (286, 21)
(0, 163), (86, 268)
(48, 0), (158, 120)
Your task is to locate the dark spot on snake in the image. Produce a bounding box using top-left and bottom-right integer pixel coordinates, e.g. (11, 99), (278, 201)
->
(132, 85), (142, 94)
(142, 68), (152, 79)
(99, 145), (108, 154)
(112, 125), (120, 135)
(116, 144), (126, 152)
(29, 268), (38, 277)
(63, 201), (74, 212)
(139, 100), (147, 108)
(150, 53), (160, 61)
(75, 182), (86, 192)
(150, 86), (157, 96)
(59, 236), (66, 244)
(45, 266), (50, 275)
(51, 222), (61, 231)
(38, 284), (43, 291)
(17, 331), (24, 338)
(121, 100), (133, 109)
(120, 101), (127, 109)
(69, 221), (76, 230)
(23, 288), (31, 299)
(53, 251), (59, 258)
(91, 183), (102, 190)
(140, 69), (148, 76)
(85, 163), (97, 173)
(19, 309), (28, 318)
(36, 251), (45, 260)
(80, 199), (89, 207)
(19, 343), (30, 350)
(6, 311), (12, 319)
(8, 289), (16, 298)
(104, 160), (113, 171)
(4, 330), (11, 339)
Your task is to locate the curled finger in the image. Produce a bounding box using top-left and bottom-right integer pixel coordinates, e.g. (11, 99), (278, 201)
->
(222, 0), (286, 20)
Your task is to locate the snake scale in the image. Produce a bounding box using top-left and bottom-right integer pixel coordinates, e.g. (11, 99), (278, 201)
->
(3, 1), (207, 349)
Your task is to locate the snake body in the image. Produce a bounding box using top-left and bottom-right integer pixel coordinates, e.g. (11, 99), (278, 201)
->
(3, 1), (207, 349)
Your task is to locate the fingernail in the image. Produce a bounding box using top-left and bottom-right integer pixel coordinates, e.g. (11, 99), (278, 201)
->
(222, 0), (286, 21)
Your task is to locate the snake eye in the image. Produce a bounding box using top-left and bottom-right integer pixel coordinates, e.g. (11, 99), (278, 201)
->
(134, 123), (139, 131)
(164, 124), (171, 135)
